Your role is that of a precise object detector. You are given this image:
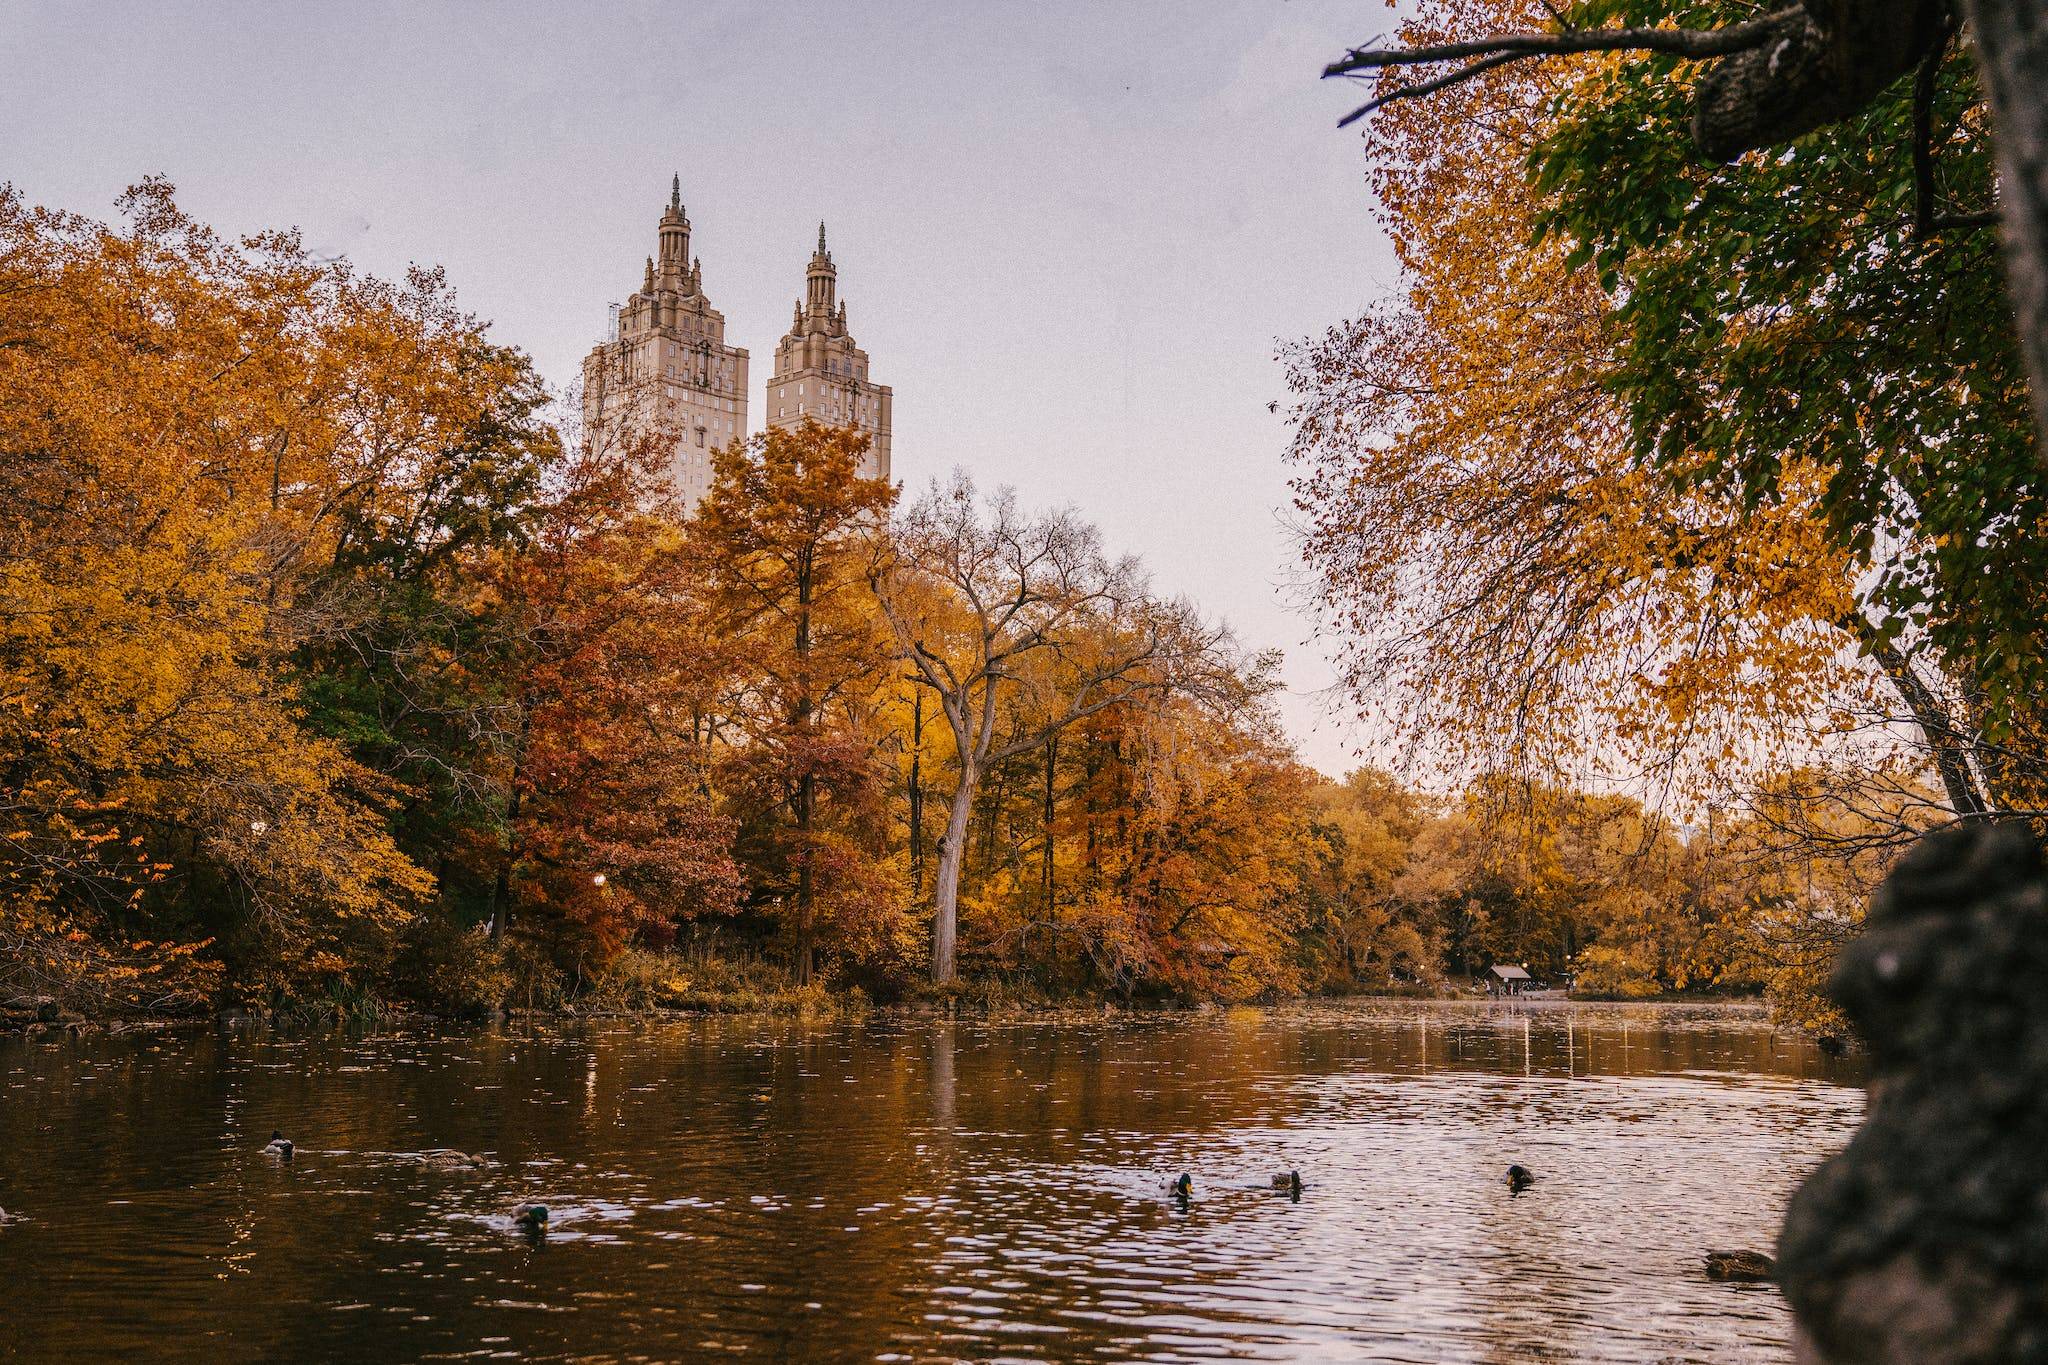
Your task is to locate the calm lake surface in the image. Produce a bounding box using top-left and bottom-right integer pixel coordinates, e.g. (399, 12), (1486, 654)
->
(0, 1001), (1861, 1363)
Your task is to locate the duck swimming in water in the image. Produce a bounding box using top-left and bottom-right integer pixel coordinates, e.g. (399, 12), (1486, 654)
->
(415, 1149), (486, 1171)
(1704, 1249), (1776, 1282)
(263, 1130), (294, 1160)
(1167, 1173), (1193, 1203)
(1272, 1170), (1304, 1197)
(1505, 1164), (1534, 1193)
(512, 1204), (549, 1235)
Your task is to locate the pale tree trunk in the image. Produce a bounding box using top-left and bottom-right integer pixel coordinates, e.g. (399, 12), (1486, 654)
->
(1844, 612), (1990, 817)
(931, 763), (977, 984)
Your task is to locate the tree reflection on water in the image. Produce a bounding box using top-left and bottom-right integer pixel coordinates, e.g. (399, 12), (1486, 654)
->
(0, 1001), (1859, 1361)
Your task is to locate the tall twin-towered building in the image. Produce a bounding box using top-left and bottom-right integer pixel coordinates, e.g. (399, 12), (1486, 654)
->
(766, 224), (892, 481)
(581, 177), (893, 511)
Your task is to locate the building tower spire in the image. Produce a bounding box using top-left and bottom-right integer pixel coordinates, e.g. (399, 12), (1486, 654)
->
(657, 174), (691, 290)
(767, 222), (891, 479)
(806, 221), (837, 319)
(584, 182), (749, 513)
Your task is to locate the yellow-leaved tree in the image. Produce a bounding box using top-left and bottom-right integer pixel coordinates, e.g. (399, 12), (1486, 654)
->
(0, 180), (555, 1004)
(1285, 0), (2004, 919)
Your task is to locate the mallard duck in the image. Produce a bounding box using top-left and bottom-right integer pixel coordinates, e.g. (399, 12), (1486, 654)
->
(1166, 1173), (1193, 1202)
(512, 1203), (549, 1234)
(263, 1130), (294, 1160)
(1505, 1164), (1534, 1193)
(1271, 1170), (1304, 1197)
(1704, 1249), (1776, 1282)
(417, 1149), (486, 1170)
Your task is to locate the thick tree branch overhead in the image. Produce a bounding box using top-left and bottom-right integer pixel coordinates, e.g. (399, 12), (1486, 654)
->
(1326, 0), (1953, 160)
(1327, 0), (2048, 455)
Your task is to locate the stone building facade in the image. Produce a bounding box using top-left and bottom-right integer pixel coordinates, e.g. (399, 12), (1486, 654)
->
(765, 224), (893, 481)
(580, 177), (750, 509)
(583, 184), (893, 507)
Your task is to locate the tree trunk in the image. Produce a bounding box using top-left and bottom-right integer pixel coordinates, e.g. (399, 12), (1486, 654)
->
(1041, 734), (1057, 970)
(488, 821), (515, 944)
(909, 690), (925, 901)
(1691, 1), (1948, 163)
(487, 714), (532, 945)
(1846, 613), (1990, 816)
(795, 767), (815, 986)
(793, 549), (815, 986)
(1965, 0), (2048, 453)
(931, 767), (977, 984)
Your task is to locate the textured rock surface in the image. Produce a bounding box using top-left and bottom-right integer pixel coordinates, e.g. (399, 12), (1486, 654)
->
(1779, 823), (2048, 1363)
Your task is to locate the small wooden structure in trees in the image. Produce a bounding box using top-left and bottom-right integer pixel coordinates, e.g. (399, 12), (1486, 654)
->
(1487, 964), (1534, 998)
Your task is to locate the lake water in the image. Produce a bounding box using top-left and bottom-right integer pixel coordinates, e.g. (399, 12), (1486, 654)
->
(0, 1001), (1861, 1362)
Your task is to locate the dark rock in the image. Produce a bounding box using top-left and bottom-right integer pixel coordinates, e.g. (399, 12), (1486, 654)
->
(1778, 822), (2048, 1363)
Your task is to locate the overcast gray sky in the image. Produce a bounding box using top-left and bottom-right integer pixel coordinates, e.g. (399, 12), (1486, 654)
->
(3, 0), (1404, 774)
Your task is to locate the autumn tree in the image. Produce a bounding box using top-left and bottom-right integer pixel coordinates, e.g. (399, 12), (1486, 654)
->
(693, 420), (902, 983)
(1059, 694), (1319, 999)
(1298, 770), (1440, 990)
(1709, 769), (1948, 1030)
(1323, 0), (2048, 466)
(0, 180), (521, 998)
(869, 474), (1225, 984)
(288, 346), (560, 938)
(1286, 0), (2023, 829)
(938, 634), (1312, 999)
(1317, 0), (2046, 798)
(475, 418), (741, 974)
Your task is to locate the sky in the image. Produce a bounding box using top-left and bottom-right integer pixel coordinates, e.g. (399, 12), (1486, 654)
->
(2, 0), (1407, 775)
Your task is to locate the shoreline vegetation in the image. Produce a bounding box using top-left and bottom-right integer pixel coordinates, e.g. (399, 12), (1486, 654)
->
(0, 978), (1782, 1041)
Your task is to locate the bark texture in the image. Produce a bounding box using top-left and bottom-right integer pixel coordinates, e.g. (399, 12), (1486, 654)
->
(1692, 0), (1951, 161)
(1778, 823), (2048, 1363)
(1964, 0), (2048, 450)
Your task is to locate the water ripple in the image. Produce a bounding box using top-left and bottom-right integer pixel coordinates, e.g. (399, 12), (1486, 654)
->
(0, 1001), (1858, 1361)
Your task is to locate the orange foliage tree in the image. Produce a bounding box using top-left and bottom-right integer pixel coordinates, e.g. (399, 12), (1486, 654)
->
(477, 425), (741, 973)
(869, 474), (1232, 985)
(0, 179), (478, 1000)
(1285, 0), (1999, 827)
(693, 420), (906, 983)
